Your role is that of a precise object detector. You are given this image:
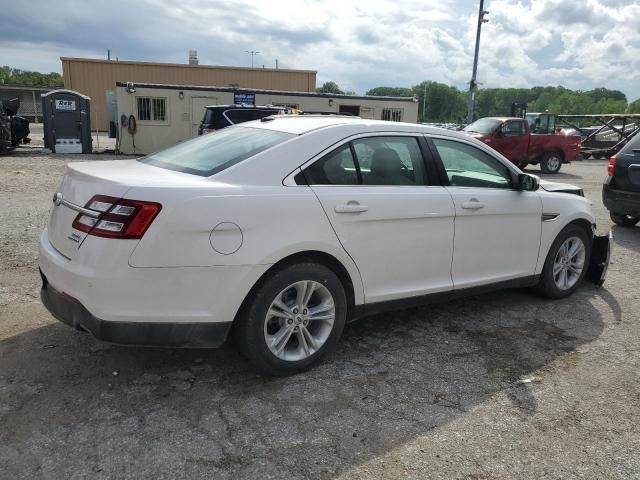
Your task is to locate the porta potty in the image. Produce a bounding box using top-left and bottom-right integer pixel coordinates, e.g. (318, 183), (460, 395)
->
(42, 90), (92, 153)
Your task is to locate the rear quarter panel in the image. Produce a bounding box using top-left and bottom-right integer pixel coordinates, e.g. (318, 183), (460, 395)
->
(127, 184), (364, 303)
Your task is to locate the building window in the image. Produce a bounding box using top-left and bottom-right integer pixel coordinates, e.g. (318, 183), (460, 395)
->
(137, 96), (167, 122)
(382, 108), (402, 122)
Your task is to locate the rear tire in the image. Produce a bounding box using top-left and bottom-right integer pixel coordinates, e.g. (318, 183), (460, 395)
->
(536, 224), (591, 299)
(235, 262), (347, 376)
(540, 152), (563, 174)
(610, 212), (640, 227)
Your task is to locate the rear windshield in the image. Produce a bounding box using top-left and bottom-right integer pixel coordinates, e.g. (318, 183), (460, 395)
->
(225, 109), (281, 124)
(139, 126), (294, 176)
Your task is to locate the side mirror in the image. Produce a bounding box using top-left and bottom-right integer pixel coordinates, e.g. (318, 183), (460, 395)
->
(518, 173), (539, 191)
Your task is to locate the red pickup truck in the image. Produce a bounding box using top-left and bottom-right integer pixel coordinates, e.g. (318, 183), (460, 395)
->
(463, 117), (582, 174)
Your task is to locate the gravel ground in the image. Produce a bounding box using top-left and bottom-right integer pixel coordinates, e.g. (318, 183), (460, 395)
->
(0, 152), (638, 479)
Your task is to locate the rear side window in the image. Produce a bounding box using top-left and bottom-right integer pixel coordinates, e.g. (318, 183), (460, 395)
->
(352, 137), (426, 185)
(139, 127), (294, 176)
(305, 144), (359, 185)
(303, 136), (427, 186)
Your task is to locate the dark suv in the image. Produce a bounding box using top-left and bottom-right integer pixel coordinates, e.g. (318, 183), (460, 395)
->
(198, 105), (289, 135)
(603, 133), (640, 227)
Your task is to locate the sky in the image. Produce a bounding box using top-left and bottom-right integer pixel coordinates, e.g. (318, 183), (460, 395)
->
(1, 0), (639, 101)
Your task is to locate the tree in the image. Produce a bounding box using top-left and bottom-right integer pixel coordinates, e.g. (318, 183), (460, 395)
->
(366, 86), (414, 97)
(627, 98), (640, 114)
(0, 66), (63, 87)
(316, 81), (344, 94)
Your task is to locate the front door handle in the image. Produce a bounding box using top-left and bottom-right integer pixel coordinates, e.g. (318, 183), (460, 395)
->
(461, 198), (485, 210)
(335, 201), (369, 213)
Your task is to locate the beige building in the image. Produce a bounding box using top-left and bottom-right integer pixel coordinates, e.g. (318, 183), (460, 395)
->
(62, 57), (317, 130)
(115, 82), (419, 155)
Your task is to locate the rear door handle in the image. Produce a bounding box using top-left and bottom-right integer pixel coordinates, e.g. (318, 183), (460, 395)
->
(461, 199), (485, 210)
(335, 201), (369, 213)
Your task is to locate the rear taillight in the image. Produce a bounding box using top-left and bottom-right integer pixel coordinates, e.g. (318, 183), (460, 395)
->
(607, 155), (617, 177)
(202, 128), (215, 134)
(72, 195), (162, 239)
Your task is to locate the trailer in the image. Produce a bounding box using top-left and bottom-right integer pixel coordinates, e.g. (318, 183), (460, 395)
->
(555, 114), (640, 159)
(523, 111), (640, 159)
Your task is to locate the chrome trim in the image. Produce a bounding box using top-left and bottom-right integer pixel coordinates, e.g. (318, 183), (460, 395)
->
(52, 192), (102, 218)
(542, 213), (560, 222)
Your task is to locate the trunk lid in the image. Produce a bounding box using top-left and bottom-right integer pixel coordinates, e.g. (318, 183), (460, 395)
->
(47, 159), (203, 259)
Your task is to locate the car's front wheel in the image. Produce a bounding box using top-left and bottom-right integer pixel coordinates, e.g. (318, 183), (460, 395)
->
(610, 212), (639, 227)
(536, 224), (591, 299)
(235, 262), (347, 376)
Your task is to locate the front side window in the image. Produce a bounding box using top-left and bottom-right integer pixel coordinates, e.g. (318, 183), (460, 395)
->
(432, 138), (512, 189)
(500, 121), (524, 137)
(139, 126), (293, 176)
(137, 96), (167, 122)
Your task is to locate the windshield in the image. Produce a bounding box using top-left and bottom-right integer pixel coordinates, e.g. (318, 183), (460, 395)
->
(139, 126), (294, 176)
(463, 118), (502, 135)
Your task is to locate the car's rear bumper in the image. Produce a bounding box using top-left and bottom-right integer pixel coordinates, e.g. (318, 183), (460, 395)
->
(603, 178), (640, 216)
(40, 271), (232, 348)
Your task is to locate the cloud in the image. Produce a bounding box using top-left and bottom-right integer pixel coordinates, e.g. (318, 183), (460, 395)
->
(1, 0), (639, 102)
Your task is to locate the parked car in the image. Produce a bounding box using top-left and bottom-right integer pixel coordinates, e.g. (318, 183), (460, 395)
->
(603, 133), (640, 227)
(464, 117), (582, 174)
(39, 116), (611, 375)
(198, 104), (291, 135)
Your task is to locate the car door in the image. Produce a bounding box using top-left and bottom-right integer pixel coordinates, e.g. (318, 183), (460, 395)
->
(429, 136), (542, 290)
(489, 120), (528, 162)
(304, 134), (455, 303)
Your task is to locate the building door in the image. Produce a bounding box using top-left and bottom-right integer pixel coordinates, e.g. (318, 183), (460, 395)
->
(191, 97), (218, 137)
(339, 105), (360, 116)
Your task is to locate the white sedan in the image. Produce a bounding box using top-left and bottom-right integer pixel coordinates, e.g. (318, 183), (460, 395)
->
(39, 116), (610, 375)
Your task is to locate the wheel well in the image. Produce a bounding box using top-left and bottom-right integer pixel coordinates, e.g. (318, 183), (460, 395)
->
(542, 150), (564, 160)
(232, 250), (357, 325)
(567, 218), (593, 238)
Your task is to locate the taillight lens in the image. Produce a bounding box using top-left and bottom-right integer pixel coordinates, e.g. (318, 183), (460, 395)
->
(72, 195), (162, 239)
(607, 155), (617, 177)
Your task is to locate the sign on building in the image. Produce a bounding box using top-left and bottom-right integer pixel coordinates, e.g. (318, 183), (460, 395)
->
(234, 92), (255, 105)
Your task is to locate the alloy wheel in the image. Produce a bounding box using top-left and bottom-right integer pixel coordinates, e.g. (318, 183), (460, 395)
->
(263, 280), (335, 361)
(553, 236), (586, 290)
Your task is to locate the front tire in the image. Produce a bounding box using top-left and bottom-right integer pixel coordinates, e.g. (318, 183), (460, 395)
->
(610, 212), (639, 227)
(540, 152), (563, 174)
(536, 224), (591, 299)
(235, 262), (347, 376)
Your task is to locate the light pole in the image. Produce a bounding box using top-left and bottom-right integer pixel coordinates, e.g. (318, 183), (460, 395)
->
(245, 50), (260, 68)
(466, 0), (489, 124)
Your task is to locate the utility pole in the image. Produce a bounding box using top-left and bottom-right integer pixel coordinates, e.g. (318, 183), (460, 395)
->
(422, 82), (427, 122)
(245, 50), (260, 68)
(466, 0), (489, 124)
